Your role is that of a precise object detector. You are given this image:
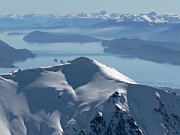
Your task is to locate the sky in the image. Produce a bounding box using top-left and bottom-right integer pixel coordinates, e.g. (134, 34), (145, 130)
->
(0, 0), (179, 15)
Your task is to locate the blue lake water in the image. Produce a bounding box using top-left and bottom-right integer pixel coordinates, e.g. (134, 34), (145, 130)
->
(0, 29), (180, 88)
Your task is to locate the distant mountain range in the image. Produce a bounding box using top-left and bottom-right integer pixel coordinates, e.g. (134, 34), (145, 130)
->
(0, 57), (180, 135)
(149, 24), (180, 42)
(0, 11), (180, 29)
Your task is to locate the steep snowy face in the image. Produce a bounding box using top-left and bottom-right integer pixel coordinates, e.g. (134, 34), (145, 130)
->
(85, 91), (143, 135)
(0, 57), (180, 135)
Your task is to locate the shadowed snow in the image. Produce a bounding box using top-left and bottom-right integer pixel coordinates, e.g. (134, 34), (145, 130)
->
(0, 57), (179, 135)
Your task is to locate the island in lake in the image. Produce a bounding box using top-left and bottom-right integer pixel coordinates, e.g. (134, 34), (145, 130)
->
(0, 40), (36, 68)
(23, 31), (102, 43)
(102, 38), (180, 65)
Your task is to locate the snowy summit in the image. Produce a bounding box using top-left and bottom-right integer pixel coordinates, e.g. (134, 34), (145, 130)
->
(0, 12), (180, 29)
(0, 57), (180, 135)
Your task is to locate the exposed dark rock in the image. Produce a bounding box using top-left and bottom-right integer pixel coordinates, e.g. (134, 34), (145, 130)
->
(154, 97), (180, 134)
(90, 112), (106, 134)
(87, 92), (143, 135)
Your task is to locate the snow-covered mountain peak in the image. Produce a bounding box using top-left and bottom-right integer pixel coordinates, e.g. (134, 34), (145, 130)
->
(67, 57), (135, 84)
(0, 57), (180, 135)
(1, 12), (180, 29)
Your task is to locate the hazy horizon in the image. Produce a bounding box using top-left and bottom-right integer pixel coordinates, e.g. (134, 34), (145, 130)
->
(1, 0), (179, 15)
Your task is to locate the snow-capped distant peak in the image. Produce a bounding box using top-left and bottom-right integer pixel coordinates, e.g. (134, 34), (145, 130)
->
(0, 11), (180, 29)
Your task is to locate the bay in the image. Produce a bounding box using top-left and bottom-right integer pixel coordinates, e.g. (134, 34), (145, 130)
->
(0, 29), (180, 88)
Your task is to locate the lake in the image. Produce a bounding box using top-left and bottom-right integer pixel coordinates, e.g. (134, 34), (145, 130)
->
(0, 29), (180, 88)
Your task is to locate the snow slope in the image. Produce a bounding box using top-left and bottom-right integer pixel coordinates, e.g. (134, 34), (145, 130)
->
(0, 57), (179, 135)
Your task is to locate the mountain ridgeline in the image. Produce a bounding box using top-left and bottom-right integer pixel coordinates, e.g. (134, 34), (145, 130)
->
(0, 57), (179, 135)
(23, 31), (102, 43)
(0, 40), (36, 68)
(1, 12), (180, 41)
(0, 12), (180, 29)
(102, 38), (180, 65)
